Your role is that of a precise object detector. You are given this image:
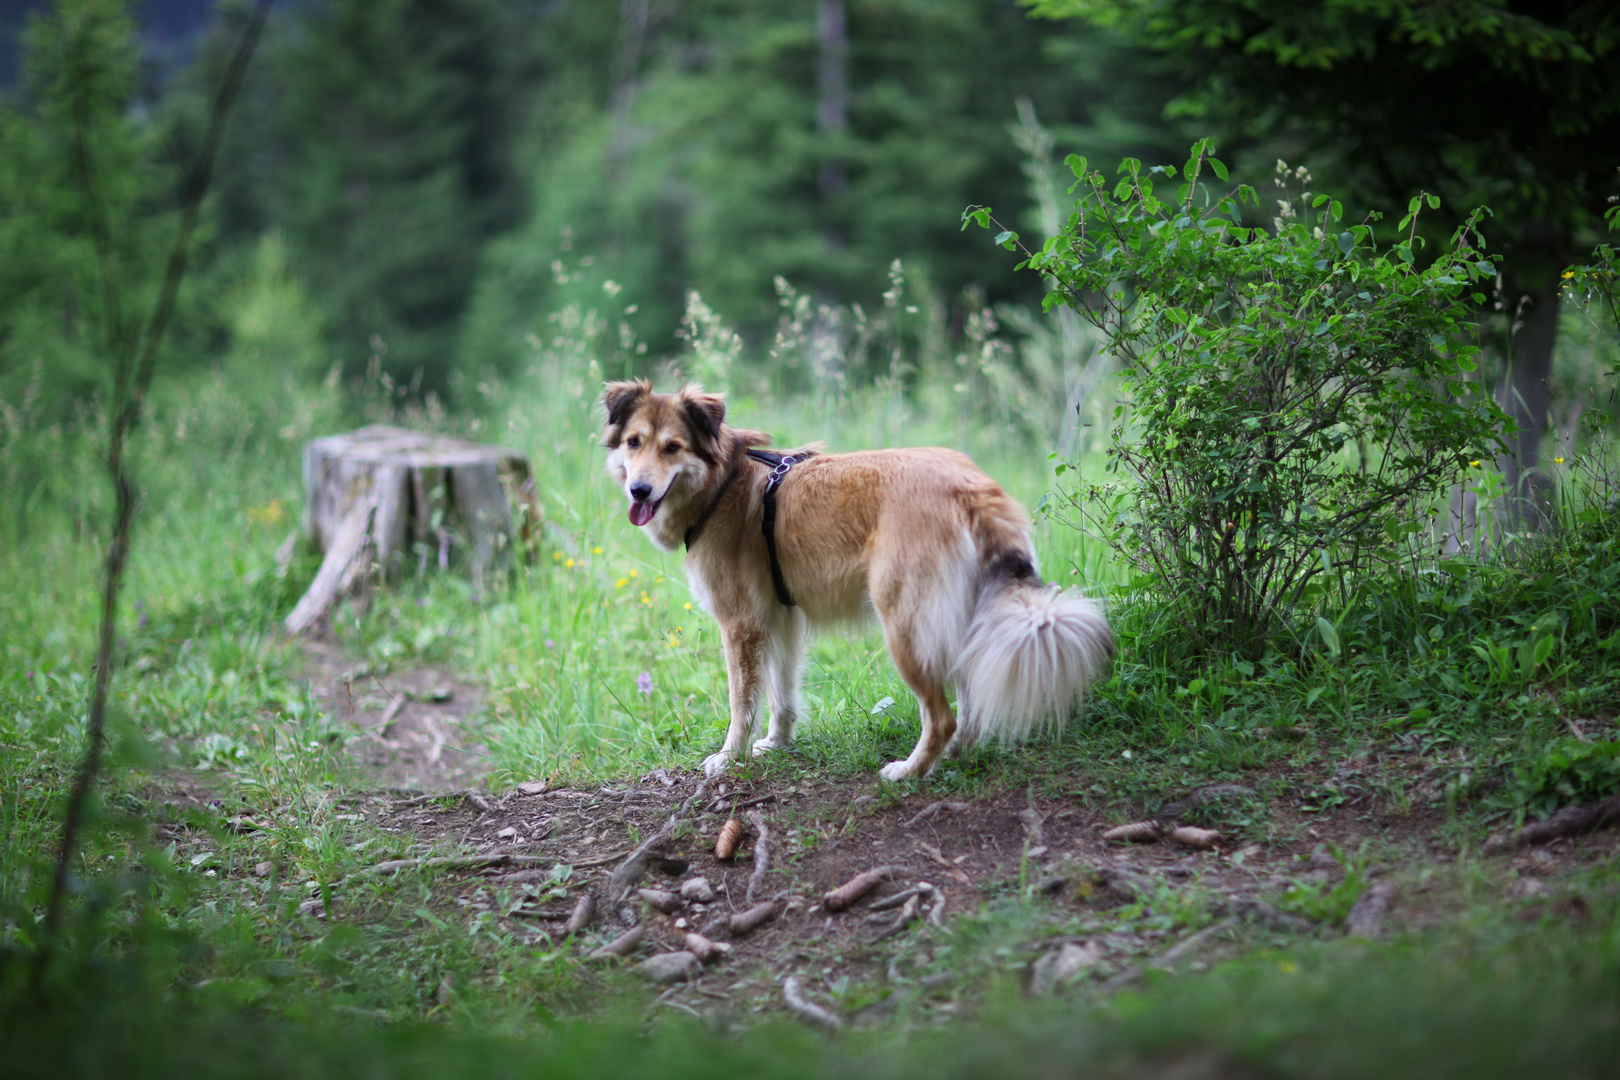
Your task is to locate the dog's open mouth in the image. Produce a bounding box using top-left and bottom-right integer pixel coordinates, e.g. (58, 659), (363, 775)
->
(628, 496), (663, 527)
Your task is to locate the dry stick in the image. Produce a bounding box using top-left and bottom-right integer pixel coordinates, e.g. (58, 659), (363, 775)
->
(782, 976), (843, 1032)
(822, 865), (901, 912)
(745, 810), (771, 902)
(1484, 794), (1620, 854)
(729, 899), (780, 936)
(1346, 882), (1394, 939)
(609, 778), (711, 899)
(40, 0), (272, 951)
(904, 801), (970, 828)
(867, 886), (923, 913)
(591, 925), (645, 959)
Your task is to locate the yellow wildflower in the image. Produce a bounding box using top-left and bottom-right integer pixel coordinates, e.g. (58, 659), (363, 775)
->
(592, 546), (603, 554)
(1554, 457), (1565, 465)
(616, 578), (629, 588)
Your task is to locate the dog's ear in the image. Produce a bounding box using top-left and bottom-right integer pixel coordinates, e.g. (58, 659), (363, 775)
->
(601, 379), (650, 445)
(679, 384), (726, 458)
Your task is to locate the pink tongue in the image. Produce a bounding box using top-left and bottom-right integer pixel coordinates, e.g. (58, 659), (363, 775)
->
(629, 500), (656, 527)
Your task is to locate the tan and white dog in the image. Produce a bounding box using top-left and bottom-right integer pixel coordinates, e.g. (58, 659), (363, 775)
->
(602, 379), (1113, 781)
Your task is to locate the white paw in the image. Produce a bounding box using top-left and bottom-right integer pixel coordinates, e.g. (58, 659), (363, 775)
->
(879, 758), (919, 783)
(750, 737), (788, 758)
(701, 750), (736, 777)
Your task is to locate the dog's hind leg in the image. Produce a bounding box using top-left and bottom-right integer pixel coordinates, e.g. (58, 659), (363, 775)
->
(876, 626), (957, 783)
(702, 621), (767, 777)
(752, 608), (806, 758)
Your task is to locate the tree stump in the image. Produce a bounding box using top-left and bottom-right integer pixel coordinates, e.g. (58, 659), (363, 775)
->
(285, 426), (539, 635)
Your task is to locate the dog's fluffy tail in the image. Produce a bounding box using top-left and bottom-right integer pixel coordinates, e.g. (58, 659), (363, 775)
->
(954, 552), (1113, 747)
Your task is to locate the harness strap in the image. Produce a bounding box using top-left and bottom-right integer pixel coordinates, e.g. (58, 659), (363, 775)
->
(682, 440), (812, 608)
(683, 436), (746, 551)
(748, 448), (808, 608)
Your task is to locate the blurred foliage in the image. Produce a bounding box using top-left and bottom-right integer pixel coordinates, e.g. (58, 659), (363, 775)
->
(1, 0), (1195, 414)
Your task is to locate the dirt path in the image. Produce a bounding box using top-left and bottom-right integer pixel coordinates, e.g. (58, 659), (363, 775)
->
(297, 638), (492, 792)
(141, 637), (1606, 1026)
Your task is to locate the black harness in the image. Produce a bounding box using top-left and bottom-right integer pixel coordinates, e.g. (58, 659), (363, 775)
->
(683, 440), (813, 608)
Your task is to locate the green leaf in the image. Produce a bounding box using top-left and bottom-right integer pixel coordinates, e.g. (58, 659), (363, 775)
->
(1315, 617), (1341, 658)
(1425, 193), (1441, 209)
(1209, 156), (1229, 182)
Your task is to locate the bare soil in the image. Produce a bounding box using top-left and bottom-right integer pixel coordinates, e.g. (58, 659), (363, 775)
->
(147, 640), (1619, 1027)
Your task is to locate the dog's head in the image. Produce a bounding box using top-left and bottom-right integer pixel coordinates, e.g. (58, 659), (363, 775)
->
(602, 380), (728, 539)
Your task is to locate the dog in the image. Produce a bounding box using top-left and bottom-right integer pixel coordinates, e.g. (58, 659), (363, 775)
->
(602, 379), (1113, 781)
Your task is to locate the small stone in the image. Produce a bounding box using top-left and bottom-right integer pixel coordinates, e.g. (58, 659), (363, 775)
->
(428, 686), (454, 703)
(674, 917), (688, 929)
(253, 861), (275, 878)
(680, 877), (716, 903)
(1028, 941), (1101, 995)
(635, 950), (702, 984)
(515, 780), (549, 796)
(497, 826), (518, 841)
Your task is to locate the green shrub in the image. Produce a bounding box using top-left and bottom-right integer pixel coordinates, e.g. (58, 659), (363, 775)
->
(969, 142), (1511, 658)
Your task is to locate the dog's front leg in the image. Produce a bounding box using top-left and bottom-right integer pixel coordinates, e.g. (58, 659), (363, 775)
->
(752, 609), (806, 758)
(702, 622), (766, 777)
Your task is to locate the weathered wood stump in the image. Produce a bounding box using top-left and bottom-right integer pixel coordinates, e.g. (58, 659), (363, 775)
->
(285, 426), (539, 635)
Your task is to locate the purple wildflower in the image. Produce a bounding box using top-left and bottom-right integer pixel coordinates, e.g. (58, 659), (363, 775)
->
(636, 671), (654, 696)
(545, 639), (556, 649)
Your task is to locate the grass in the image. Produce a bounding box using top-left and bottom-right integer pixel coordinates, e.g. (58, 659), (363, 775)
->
(4, 292), (1620, 1077)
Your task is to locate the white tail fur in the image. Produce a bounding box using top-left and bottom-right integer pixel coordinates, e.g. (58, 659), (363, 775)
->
(954, 577), (1113, 746)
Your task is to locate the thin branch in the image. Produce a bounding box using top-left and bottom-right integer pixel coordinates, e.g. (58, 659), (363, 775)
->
(40, 0), (272, 951)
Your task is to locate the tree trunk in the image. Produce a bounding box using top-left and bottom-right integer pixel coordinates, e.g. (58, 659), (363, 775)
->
(816, 0), (848, 253)
(1495, 224), (1569, 533)
(286, 426), (539, 634)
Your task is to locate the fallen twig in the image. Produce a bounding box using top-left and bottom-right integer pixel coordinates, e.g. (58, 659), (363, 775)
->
(822, 865), (901, 912)
(1168, 826), (1222, 850)
(1346, 881), (1394, 938)
(609, 778), (711, 900)
(684, 932), (732, 964)
(590, 925), (646, 959)
(707, 793), (777, 814)
(377, 693), (407, 733)
(367, 853), (547, 876)
(1483, 795), (1620, 855)
(389, 789), (491, 811)
(782, 976), (843, 1032)
(867, 886), (922, 912)
(729, 899), (780, 936)
(871, 893), (920, 941)
(1218, 897), (1316, 934)
(920, 882), (946, 927)
(745, 810), (771, 902)
(639, 888), (680, 914)
(903, 800), (970, 828)
(1154, 916), (1237, 969)
(1103, 821), (1163, 844)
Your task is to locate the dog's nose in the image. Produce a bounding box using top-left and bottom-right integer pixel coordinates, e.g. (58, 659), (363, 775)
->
(629, 481), (653, 502)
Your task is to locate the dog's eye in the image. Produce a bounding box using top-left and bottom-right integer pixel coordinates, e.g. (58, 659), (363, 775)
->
(625, 435), (641, 449)
(663, 442), (681, 455)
